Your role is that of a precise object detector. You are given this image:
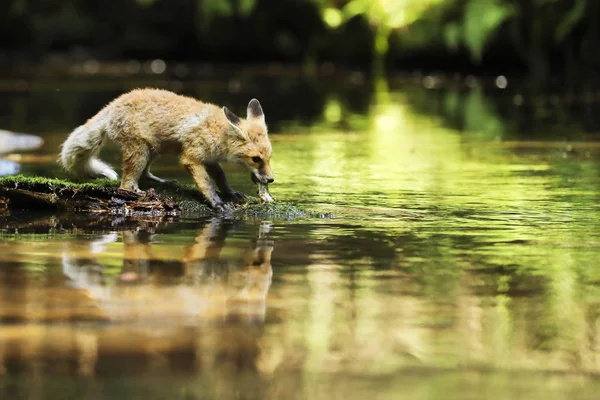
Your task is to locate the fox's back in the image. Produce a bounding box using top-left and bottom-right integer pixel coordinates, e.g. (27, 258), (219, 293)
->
(101, 88), (222, 143)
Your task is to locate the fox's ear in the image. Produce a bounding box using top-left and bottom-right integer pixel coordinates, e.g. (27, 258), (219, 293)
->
(223, 106), (241, 125)
(247, 98), (265, 124)
(223, 106), (247, 139)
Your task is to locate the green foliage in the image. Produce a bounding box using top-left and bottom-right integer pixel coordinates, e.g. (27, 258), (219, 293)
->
(135, 0), (259, 31)
(136, 0), (155, 7)
(383, 0), (596, 77)
(555, 0), (586, 42)
(339, 0), (445, 29)
(197, 0), (257, 30)
(237, 0), (257, 16)
(200, 0), (234, 18)
(317, 0), (446, 70)
(4, 0), (599, 77)
(443, 22), (461, 52)
(124, 0), (595, 77)
(463, 0), (515, 62)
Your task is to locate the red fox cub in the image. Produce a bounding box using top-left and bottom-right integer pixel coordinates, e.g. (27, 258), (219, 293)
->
(59, 88), (274, 211)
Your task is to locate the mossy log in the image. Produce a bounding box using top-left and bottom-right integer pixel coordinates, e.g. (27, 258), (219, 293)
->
(0, 175), (332, 219)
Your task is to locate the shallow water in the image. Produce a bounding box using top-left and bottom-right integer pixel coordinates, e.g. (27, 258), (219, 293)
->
(1, 75), (600, 399)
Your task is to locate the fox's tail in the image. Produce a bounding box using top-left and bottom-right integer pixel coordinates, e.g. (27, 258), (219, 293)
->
(59, 117), (118, 181)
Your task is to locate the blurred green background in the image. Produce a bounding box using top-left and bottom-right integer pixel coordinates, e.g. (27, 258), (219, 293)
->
(1, 0), (599, 86)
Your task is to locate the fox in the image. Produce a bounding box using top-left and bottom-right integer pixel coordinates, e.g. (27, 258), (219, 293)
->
(59, 88), (274, 211)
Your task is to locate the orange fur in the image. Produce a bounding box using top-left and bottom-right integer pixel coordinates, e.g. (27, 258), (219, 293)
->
(59, 88), (274, 210)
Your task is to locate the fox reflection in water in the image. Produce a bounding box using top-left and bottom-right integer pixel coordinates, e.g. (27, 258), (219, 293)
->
(0, 217), (274, 383)
(62, 218), (274, 325)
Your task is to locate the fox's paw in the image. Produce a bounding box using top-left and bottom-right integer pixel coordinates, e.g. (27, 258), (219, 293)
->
(223, 190), (246, 203)
(118, 186), (146, 197)
(212, 200), (234, 214)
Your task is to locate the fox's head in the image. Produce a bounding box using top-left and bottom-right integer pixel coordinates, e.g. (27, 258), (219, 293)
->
(223, 99), (274, 184)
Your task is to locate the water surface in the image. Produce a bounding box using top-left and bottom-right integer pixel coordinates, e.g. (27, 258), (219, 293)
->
(1, 75), (600, 399)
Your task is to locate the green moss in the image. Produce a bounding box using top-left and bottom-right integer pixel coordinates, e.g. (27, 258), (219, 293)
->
(233, 201), (334, 219)
(0, 175), (117, 190)
(0, 175), (334, 220)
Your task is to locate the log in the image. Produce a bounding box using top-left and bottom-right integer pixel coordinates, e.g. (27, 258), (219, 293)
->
(0, 176), (182, 216)
(0, 175), (332, 219)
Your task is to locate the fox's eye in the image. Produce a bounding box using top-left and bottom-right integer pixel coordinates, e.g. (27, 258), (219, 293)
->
(251, 156), (262, 163)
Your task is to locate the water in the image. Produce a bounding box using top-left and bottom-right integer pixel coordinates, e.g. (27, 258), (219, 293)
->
(1, 73), (600, 399)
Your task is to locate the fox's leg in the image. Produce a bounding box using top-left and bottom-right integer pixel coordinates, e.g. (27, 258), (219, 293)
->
(181, 157), (227, 210)
(120, 143), (150, 193)
(204, 163), (245, 202)
(143, 153), (167, 183)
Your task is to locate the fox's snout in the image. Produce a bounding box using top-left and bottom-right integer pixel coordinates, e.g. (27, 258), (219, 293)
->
(253, 160), (274, 184)
(252, 171), (274, 184)
(253, 172), (274, 184)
